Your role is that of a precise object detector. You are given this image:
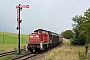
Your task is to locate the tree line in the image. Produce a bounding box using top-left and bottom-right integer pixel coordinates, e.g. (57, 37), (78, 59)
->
(61, 8), (90, 45)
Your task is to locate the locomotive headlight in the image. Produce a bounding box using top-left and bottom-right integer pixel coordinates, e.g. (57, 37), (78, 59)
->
(30, 36), (33, 38)
(36, 35), (39, 37)
(37, 45), (40, 48)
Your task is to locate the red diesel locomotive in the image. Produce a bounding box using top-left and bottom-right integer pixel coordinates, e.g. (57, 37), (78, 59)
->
(27, 29), (63, 53)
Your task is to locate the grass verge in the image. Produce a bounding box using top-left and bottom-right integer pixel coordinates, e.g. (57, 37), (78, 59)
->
(0, 31), (28, 52)
(37, 39), (90, 60)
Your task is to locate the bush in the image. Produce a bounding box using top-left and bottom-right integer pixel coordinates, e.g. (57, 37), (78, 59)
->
(61, 30), (74, 39)
(84, 43), (89, 55)
(77, 51), (86, 60)
(70, 36), (86, 46)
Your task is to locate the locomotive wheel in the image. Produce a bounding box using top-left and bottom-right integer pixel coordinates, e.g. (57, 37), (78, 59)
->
(35, 48), (40, 52)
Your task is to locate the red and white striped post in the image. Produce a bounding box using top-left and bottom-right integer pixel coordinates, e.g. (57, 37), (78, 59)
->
(16, 4), (29, 54)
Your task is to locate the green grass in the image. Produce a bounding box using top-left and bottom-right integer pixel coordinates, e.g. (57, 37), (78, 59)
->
(0, 55), (14, 60)
(0, 31), (28, 52)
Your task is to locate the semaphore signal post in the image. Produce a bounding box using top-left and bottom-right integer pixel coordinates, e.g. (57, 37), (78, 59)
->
(16, 4), (29, 54)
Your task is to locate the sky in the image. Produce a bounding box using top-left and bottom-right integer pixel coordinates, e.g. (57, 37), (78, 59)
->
(0, 0), (90, 34)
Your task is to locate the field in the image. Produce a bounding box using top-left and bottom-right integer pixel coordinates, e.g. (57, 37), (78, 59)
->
(0, 31), (28, 52)
(37, 39), (90, 60)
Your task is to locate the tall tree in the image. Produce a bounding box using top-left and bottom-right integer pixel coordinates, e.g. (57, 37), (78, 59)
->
(62, 30), (74, 39)
(72, 15), (86, 45)
(84, 8), (90, 43)
(71, 8), (90, 45)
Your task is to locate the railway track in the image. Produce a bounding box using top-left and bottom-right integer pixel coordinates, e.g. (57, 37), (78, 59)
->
(10, 44), (63, 60)
(0, 49), (25, 57)
(0, 43), (62, 60)
(11, 53), (38, 60)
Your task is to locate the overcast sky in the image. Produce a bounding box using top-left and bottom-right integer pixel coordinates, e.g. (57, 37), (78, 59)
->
(0, 0), (90, 34)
